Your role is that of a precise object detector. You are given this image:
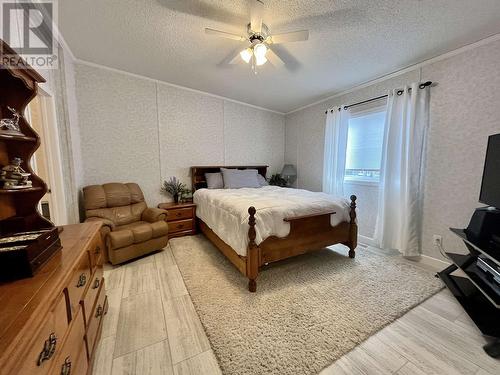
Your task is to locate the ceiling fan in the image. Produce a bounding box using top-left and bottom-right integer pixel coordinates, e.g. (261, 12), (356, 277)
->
(205, 0), (309, 72)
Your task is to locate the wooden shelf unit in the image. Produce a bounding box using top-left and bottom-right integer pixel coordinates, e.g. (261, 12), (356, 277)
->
(0, 39), (52, 234)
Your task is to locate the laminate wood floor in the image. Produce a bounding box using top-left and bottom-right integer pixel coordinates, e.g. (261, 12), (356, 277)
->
(92, 242), (500, 375)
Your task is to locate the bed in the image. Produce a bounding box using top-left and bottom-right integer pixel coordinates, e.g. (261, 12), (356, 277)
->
(191, 165), (358, 292)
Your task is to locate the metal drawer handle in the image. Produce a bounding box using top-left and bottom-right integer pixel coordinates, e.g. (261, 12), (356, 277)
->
(176, 212), (182, 217)
(93, 278), (100, 289)
(76, 273), (87, 288)
(176, 224), (184, 229)
(37, 333), (57, 366)
(95, 305), (103, 318)
(61, 356), (71, 375)
(94, 246), (100, 254)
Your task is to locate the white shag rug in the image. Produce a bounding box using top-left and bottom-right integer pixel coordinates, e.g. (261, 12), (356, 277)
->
(170, 235), (442, 375)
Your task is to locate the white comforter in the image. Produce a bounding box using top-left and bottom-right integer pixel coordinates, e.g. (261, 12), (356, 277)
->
(194, 186), (350, 256)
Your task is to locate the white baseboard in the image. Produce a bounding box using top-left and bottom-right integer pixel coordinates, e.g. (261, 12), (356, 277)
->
(357, 235), (451, 272)
(415, 254), (451, 272)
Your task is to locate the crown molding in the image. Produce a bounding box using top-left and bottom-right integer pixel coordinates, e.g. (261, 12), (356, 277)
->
(286, 32), (500, 115)
(74, 59), (285, 115)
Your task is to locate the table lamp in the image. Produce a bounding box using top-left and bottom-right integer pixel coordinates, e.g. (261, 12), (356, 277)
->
(281, 164), (297, 186)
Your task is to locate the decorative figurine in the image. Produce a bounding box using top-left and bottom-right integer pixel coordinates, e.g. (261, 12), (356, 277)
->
(0, 157), (32, 189)
(0, 106), (22, 135)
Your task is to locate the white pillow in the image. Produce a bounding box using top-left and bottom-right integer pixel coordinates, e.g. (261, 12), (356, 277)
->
(205, 172), (224, 189)
(221, 168), (260, 189)
(257, 174), (268, 186)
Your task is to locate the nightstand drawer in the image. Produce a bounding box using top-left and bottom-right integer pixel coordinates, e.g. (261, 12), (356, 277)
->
(166, 207), (193, 222)
(169, 218), (194, 233)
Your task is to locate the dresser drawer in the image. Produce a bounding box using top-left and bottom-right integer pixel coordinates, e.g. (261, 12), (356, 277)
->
(169, 218), (194, 233)
(66, 251), (92, 319)
(85, 282), (107, 357)
(49, 308), (87, 375)
(15, 293), (68, 375)
(166, 207), (193, 222)
(81, 266), (104, 327)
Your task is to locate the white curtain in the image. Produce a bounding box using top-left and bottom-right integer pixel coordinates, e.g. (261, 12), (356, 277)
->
(322, 107), (350, 196)
(375, 83), (430, 256)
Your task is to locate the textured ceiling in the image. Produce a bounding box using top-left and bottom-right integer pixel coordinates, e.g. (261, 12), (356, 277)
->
(59, 0), (500, 113)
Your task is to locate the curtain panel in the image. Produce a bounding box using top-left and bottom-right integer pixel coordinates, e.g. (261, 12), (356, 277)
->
(322, 107), (350, 197)
(375, 83), (430, 256)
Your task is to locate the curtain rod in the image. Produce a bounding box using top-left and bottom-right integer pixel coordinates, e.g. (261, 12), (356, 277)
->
(325, 81), (432, 114)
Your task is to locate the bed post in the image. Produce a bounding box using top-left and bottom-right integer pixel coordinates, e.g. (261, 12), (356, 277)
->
(348, 195), (358, 258)
(247, 206), (259, 292)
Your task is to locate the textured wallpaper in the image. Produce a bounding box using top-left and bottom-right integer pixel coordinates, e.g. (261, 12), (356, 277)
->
(157, 83), (225, 188)
(285, 39), (500, 260)
(420, 40), (500, 259)
(75, 65), (161, 204)
(75, 64), (285, 207)
(223, 101), (285, 174)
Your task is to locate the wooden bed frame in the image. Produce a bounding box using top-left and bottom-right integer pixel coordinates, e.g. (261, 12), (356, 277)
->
(191, 166), (358, 292)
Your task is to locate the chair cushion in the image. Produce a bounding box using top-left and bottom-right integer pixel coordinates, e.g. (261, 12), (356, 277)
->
(108, 230), (134, 249)
(112, 221), (168, 249)
(83, 182), (145, 209)
(117, 221), (148, 231)
(150, 221), (169, 238)
(131, 223), (153, 243)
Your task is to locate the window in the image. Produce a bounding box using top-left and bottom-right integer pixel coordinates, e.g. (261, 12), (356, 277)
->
(344, 107), (386, 183)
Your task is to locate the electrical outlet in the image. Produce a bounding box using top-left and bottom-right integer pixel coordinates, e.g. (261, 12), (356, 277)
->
(433, 235), (443, 247)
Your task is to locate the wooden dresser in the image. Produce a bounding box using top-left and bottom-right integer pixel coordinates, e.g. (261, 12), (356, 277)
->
(0, 222), (107, 375)
(158, 202), (197, 238)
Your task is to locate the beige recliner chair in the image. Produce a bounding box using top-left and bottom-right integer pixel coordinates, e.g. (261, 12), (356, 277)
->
(83, 183), (169, 265)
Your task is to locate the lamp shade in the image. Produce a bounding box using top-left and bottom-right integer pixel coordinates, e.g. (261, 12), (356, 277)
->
(281, 164), (297, 177)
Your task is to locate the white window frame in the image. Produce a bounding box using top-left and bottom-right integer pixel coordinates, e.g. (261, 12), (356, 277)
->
(344, 103), (386, 186)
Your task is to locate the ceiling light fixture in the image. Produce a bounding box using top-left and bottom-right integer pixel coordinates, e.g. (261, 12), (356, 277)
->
(240, 48), (253, 64)
(205, 0), (309, 73)
(253, 43), (267, 59)
(239, 43), (268, 69)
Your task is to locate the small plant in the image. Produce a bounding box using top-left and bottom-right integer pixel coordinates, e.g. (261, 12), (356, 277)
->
(161, 176), (187, 203)
(268, 173), (287, 187)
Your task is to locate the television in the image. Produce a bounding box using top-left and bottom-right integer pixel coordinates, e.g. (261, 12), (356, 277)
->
(466, 134), (500, 249)
(479, 133), (500, 209)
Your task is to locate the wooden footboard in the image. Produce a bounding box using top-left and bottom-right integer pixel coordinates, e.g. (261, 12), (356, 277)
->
(198, 195), (358, 293)
(246, 195), (357, 292)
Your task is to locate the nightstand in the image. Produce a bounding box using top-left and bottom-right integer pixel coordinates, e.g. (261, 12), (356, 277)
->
(158, 202), (197, 238)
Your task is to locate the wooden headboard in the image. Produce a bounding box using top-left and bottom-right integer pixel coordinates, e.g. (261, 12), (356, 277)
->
(190, 166), (268, 191)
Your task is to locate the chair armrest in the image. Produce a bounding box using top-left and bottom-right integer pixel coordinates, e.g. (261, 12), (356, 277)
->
(142, 207), (167, 223)
(85, 217), (116, 232)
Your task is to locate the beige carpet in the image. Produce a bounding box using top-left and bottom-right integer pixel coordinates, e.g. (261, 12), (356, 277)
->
(170, 235), (443, 375)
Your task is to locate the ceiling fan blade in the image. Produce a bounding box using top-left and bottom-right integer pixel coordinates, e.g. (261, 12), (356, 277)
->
(269, 30), (309, 44)
(250, 0), (264, 33)
(205, 28), (247, 41)
(217, 42), (249, 66)
(228, 49), (244, 64)
(266, 47), (285, 68)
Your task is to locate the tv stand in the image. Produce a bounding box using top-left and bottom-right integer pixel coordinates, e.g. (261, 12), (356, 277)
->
(437, 228), (500, 358)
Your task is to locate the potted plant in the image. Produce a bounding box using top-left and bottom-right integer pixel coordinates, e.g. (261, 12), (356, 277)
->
(268, 173), (288, 187)
(161, 177), (187, 203)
